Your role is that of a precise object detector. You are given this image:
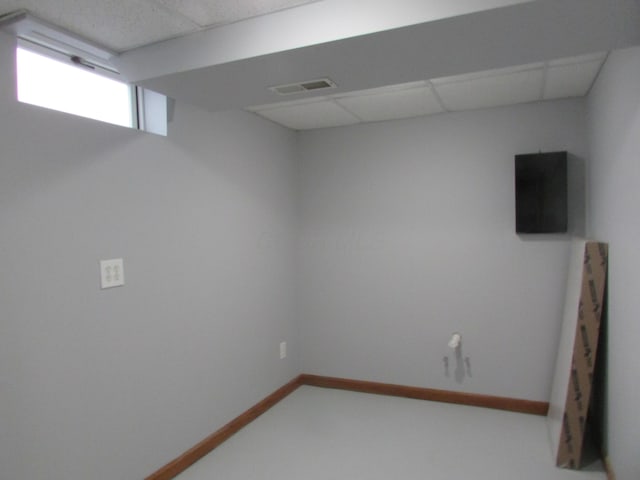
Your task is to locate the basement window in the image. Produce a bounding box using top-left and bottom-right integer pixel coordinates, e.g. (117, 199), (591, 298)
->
(15, 43), (168, 136)
(16, 46), (135, 128)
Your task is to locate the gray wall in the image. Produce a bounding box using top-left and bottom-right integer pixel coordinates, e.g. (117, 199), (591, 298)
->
(0, 32), (298, 480)
(587, 45), (640, 480)
(296, 100), (588, 401)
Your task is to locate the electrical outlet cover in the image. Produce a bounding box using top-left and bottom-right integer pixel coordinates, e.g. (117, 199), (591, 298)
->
(100, 258), (125, 289)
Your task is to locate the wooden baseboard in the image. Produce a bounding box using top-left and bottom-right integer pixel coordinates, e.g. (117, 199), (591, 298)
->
(299, 374), (549, 416)
(145, 375), (303, 480)
(145, 373), (550, 479)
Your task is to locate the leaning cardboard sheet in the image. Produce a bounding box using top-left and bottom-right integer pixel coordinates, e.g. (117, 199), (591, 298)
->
(547, 239), (608, 469)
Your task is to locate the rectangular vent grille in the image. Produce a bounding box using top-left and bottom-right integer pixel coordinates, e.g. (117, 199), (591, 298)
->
(270, 78), (337, 96)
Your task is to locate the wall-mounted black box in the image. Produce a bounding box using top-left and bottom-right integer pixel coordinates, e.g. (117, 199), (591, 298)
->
(515, 151), (568, 234)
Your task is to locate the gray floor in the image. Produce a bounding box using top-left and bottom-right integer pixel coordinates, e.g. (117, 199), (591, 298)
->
(175, 386), (606, 480)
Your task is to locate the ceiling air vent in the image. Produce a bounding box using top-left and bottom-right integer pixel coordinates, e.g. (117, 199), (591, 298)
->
(269, 78), (337, 96)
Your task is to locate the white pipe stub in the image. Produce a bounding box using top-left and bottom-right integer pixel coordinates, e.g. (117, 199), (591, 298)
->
(448, 332), (461, 349)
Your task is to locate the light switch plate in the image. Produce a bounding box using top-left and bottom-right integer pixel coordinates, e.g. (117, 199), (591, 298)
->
(100, 258), (125, 289)
(280, 341), (287, 359)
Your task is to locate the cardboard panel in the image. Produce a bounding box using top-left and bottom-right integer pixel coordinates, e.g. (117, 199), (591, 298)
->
(547, 240), (608, 469)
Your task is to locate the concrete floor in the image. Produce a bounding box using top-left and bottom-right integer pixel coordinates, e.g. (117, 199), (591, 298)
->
(175, 385), (606, 480)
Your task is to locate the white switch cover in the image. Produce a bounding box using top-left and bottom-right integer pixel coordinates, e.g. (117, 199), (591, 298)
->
(100, 258), (125, 289)
(280, 341), (287, 359)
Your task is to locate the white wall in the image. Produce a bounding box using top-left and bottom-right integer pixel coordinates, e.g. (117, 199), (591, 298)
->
(0, 23), (614, 480)
(118, 0), (531, 82)
(587, 45), (640, 480)
(0, 32), (298, 480)
(296, 100), (588, 401)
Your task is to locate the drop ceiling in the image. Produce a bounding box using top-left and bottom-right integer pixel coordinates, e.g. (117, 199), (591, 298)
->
(0, 0), (321, 51)
(117, 0), (639, 117)
(1, 0), (639, 131)
(248, 52), (607, 130)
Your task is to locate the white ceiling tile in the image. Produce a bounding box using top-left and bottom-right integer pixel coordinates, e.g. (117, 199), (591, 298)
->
(334, 81), (427, 98)
(543, 59), (605, 99)
(0, 0), (200, 51)
(548, 51), (607, 67)
(253, 100), (360, 130)
(0, 0), (319, 51)
(155, 0), (318, 28)
(335, 85), (443, 122)
(247, 94), (331, 112)
(432, 67), (545, 111)
(430, 62), (544, 86)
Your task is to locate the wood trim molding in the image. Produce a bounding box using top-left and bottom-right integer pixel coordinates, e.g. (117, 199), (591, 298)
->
(145, 375), (304, 480)
(145, 373), (551, 479)
(299, 374), (549, 416)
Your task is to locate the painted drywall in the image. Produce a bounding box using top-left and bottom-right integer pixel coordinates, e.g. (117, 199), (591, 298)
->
(0, 32), (298, 480)
(296, 100), (588, 401)
(117, 0), (531, 82)
(587, 45), (640, 480)
(123, 0), (640, 114)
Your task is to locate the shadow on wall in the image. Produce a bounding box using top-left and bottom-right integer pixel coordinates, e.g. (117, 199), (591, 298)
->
(590, 281), (609, 457)
(443, 339), (472, 384)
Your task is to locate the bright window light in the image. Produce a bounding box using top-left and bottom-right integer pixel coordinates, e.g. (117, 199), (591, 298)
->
(16, 47), (133, 128)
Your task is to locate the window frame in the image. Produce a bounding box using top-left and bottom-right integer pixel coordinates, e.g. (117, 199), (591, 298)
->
(17, 38), (140, 129)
